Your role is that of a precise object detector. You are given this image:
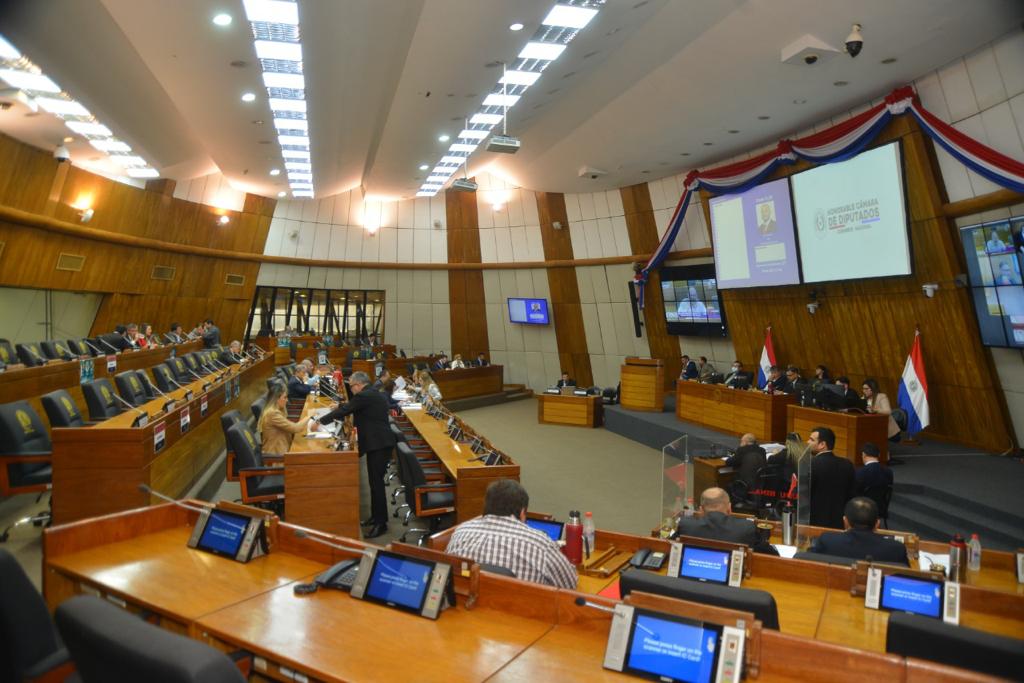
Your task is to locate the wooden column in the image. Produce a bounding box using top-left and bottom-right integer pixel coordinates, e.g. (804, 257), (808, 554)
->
(446, 185), (489, 358)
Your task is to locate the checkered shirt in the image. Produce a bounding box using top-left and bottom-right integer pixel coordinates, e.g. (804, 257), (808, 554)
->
(446, 515), (578, 589)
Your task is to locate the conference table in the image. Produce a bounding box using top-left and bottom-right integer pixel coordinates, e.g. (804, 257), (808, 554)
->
(432, 365), (504, 401)
(351, 354), (433, 378)
(676, 380), (796, 443)
(42, 502), (999, 682)
(536, 393), (603, 427)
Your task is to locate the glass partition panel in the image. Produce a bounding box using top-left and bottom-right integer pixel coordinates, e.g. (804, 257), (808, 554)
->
(245, 287), (385, 343)
(659, 435), (690, 538)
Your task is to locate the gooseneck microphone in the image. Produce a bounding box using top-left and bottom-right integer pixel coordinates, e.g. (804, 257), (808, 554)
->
(82, 339), (105, 356)
(110, 391), (149, 418)
(574, 596), (617, 613)
(98, 337), (120, 353)
(293, 528), (370, 555)
(138, 484), (208, 513)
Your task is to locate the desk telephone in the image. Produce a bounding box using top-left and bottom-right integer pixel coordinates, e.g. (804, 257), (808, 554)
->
(629, 548), (666, 570)
(316, 559), (361, 590)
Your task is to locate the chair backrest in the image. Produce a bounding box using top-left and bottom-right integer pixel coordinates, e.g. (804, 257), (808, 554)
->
(168, 357), (190, 381)
(0, 401), (52, 486)
(0, 549), (65, 683)
(41, 389), (86, 428)
(114, 371), (149, 407)
(220, 410), (244, 440)
(66, 339), (91, 357)
(55, 595), (246, 683)
(40, 340), (74, 361)
(0, 340), (15, 365)
(265, 378), (284, 394)
(81, 379), (123, 420)
(16, 342), (46, 367)
(152, 364), (178, 392)
(885, 612), (1024, 680)
(226, 423), (263, 469)
(250, 396), (267, 422)
(134, 370), (157, 400)
(396, 442), (426, 490)
(182, 353), (200, 370)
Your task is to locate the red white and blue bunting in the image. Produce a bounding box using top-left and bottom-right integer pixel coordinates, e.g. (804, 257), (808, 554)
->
(634, 85), (1024, 305)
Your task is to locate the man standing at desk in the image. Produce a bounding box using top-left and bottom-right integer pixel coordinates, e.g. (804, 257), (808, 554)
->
(318, 371), (396, 539)
(201, 319), (221, 348)
(447, 480), (577, 589)
(808, 427), (855, 529)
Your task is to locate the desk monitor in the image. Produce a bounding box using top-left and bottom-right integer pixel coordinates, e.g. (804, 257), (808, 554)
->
(187, 508), (262, 563)
(603, 604), (743, 683)
(526, 518), (564, 541)
(877, 573), (943, 619)
(668, 542), (744, 587)
(350, 548), (451, 620)
(484, 450), (502, 466)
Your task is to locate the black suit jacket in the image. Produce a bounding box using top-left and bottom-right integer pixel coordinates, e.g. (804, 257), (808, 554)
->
(319, 388), (396, 453)
(475, 359), (489, 367)
(855, 461), (893, 495)
(287, 376), (312, 400)
(810, 529), (909, 565)
(725, 445), (767, 487)
(681, 361), (698, 380)
(201, 325), (221, 348)
(724, 371), (751, 388)
(765, 376), (787, 393)
(676, 511), (758, 547)
(219, 350), (242, 366)
(556, 379), (576, 388)
(810, 452), (856, 529)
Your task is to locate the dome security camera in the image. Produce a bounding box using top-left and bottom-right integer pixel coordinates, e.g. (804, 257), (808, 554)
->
(53, 144), (70, 163)
(804, 54), (819, 65)
(845, 23), (863, 58)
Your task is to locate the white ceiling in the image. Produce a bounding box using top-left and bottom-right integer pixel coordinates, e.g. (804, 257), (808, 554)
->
(0, 0), (1021, 199)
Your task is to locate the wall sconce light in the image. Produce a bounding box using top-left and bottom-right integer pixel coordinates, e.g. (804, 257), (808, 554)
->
(217, 215), (231, 226)
(492, 202), (504, 212)
(78, 208), (94, 223)
(922, 283), (938, 298)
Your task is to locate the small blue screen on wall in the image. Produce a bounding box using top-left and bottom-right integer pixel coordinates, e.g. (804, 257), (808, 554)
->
(508, 298), (550, 325)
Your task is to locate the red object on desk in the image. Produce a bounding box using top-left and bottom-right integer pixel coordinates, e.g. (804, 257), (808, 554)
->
(598, 579), (621, 600)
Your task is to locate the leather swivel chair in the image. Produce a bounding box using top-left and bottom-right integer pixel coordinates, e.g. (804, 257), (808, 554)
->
(81, 379), (124, 420)
(67, 338), (95, 357)
(16, 342), (47, 367)
(114, 371), (149, 407)
(40, 340), (75, 361)
(55, 595), (246, 683)
(182, 353), (208, 377)
(220, 410), (246, 482)
(152, 364), (181, 393)
(0, 401), (54, 539)
(225, 423), (283, 510)
(135, 370), (157, 400)
(885, 611), (1024, 680)
(250, 396), (267, 422)
(41, 389), (87, 428)
(394, 442), (453, 545)
(167, 357), (191, 382)
(0, 340), (15, 366)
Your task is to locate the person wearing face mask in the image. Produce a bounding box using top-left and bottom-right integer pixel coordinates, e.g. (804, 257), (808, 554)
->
(724, 360), (751, 389)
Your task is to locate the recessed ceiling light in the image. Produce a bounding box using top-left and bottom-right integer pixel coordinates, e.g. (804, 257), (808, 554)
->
(282, 149), (310, 159)
(243, 0), (298, 24)
(449, 143), (477, 153)
(440, 156), (465, 164)
(519, 42), (566, 61)
(254, 40), (302, 61)
(65, 121), (112, 136)
(269, 98), (305, 113)
(458, 129), (489, 140)
(285, 162), (311, 171)
(509, 22), (524, 31)
(881, 57), (897, 64)
(500, 70), (541, 87)
(0, 35), (20, 59)
(262, 72), (305, 89)
(757, 115), (771, 120)
(833, 81), (848, 87)
(241, 92), (256, 102)
(470, 113), (503, 125)
(35, 98), (90, 116)
(438, 134), (450, 142)
(277, 191), (287, 197)
(278, 134), (309, 146)
(270, 168), (281, 176)
(418, 164), (429, 170)
(212, 13), (232, 26)
(542, 5), (598, 29)
(274, 117), (307, 131)
(482, 93), (520, 107)
(0, 69), (61, 92)
(89, 139), (131, 152)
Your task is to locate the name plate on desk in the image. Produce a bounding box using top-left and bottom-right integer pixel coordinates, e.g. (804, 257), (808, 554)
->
(186, 508), (265, 564)
(131, 413), (149, 428)
(184, 389), (194, 402)
(200, 394), (208, 417)
(349, 548), (451, 620)
(153, 421), (165, 452)
(180, 406), (190, 433)
(106, 355), (117, 372)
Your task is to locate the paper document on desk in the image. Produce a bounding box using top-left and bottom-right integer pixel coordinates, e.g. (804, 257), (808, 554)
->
(402, 402), (423, 410)
(773, 544), (798, 558)
(304, 431), (334, 439)
(918, 551), (950, 573)
(394, 376), (406, 390)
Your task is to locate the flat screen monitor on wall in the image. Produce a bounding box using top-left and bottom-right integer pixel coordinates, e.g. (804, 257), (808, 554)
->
(508, 298), (550, 325)
(960, 216), (1024, 348)
(791, 141), (912, 284)
(709, 177), (801, 289)
(660, 264), (727, 337)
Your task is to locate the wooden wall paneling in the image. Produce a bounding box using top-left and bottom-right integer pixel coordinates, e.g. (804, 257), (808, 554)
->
(620, 183), (681, 386)
(0, 134), (57, 215)
(536, 192), (593, 386)
(446, 186), (489, 358)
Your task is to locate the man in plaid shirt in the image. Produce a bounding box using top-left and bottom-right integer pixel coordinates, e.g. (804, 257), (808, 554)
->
(447, 480), (578, 589)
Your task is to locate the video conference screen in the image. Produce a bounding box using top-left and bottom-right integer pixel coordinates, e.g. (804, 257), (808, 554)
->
(364, 552), (434, 612)
(679, 546), (730, 584)
(792, 141), (912, 283)
(624, 611), (722, 683)
(710, 177), (801, 289)
(880, 574), (943, 619)
(960, 217), (1024, 348)
(660, 264), (726, 337)
(508, 297), (550, 325)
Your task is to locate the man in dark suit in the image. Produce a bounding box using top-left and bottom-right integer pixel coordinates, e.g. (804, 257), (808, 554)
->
(808, 426), (855, 529)
(201, 319), (221, 349)
(764, 366), (787, 393)
(432, 353), (449, 372)
(783, 365), (808, 395)
(287, 367), (313, 400)
(219, 340), (244, 365)
(680, 355), (699, 380)
(723, 361), (751, 389)
(725, 434), (766, 490)
(318, 371), (397, 539)
(809, 497), (909, 565)
(834, 376), (861, 406)
(855, 442), (893, 522)
(475, 353), (489, 367)
(165, 323), (185, 344)
(555, 372), (575, 389)
(676, 487), (777, 555)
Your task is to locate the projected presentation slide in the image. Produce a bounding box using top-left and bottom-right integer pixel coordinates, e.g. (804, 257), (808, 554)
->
(792, 142), (911, 283)
(679, 546), (730, 584)
(961, 217), (1024, 348)
(661, 279), (722, 323)
(365, 554), (433, 611)
(626, 613), (720, 683)
(880, 575), (943, 618)
(710, 177), (801, 289)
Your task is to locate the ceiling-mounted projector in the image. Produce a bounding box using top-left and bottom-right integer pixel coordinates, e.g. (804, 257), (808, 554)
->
(451, 178), (478, 192)
(486, 134), (520, 154)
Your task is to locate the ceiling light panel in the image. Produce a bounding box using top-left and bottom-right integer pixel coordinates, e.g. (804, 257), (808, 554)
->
(418, 1), (605, 197)
(244, 0), (314, 195)
(0, 32), (159, 180)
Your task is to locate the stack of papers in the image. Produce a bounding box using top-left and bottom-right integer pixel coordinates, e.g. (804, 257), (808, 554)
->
(773, 544), (799, 558)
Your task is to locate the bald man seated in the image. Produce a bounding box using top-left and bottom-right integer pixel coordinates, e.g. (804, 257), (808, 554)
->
(808, 497), (909, 565)
(724, 433), (767, 489)
(675, 487), (778, 555)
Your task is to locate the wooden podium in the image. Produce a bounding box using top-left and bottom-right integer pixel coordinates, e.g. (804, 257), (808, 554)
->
(787, 404), (889, 465)
(619, 357), (664, 412)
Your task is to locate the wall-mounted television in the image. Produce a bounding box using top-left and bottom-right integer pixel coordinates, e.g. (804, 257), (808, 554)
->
(960, 216), (1024, 348)
(659, 264), (726, 337)
(710, 177), (801, 289)
(508, 297), (550, 325)
(791, 141), (912, 284)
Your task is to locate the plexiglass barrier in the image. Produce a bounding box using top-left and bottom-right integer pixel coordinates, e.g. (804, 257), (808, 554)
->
(659, 435), (690, 538)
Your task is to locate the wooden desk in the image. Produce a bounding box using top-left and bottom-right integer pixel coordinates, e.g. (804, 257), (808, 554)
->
(619, 357), (664, 411)
(351, 355), (432, 378)
(677, 380), (796, 442)
(536, 394), (603, 427)
(693, 457), (735, 503)
(402, 406), (519, 522)
(432, 365), (504, 400)
(50, 355), (273, 523)
(787, 405), (889, 465)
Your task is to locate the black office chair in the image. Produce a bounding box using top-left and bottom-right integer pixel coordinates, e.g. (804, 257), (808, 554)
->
(885, 612), (1024, 680)
(479, 563), (516, 578)
(40, 340), (75, 361)
(221, 410), (246, 482)
(792, 551), (859, 567)
(114, 371), (149, 407)
(266, 377), (284, 394)
(395, 442), (453, 545)
(0, 549), (74, 682)
(167, 357), (191, 382)
(135, 370), (157, 401)
(182, 353), (210, 377)
(250, 396), (267, 422)
(0, 339), (15, 366)
(619, 569), (780, 630)
(16, 342), (47, 367)
(750, 464), (787, 518)
(0, 401), (53, 540)
(67, 338), (94, 357)
(862, 483), (893, 529)
(225, 423), (283, 510)
(81, 379), (124, 420)
(55, 595), (246, 683)
(280, 363), (297, 378)
(41, 389), (88, 428)
(152, 363), (181, 393)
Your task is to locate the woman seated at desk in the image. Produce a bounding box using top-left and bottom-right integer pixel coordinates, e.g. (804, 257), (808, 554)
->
(450, 354), (467, 369)
(862, 378), (900, 442)
(259, 383), (317, 453)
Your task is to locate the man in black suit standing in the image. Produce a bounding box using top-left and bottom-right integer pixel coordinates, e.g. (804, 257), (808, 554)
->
(809, 497), (908, 565)
(855, 442), (893, 518)
(201, 319), (221, 349)
(555, 372), (575, 389)
(318, 371), (397, 539)
(676, 487), (777, 555)
(725, 433), (766, 491)
(808, 426), (855, 529)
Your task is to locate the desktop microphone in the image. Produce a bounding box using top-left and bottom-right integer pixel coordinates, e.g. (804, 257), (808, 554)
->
(98, 337), (120, 353)
(574, 597), (617, 614)
(293, 528), (370, 555)
(110, 391), (149, 418)
(141, 376), (178, 410)
(162, 372), (188, 390)
(137, 484), (208, 513)
(82, 339), (105, 356)
(318, 382), (343, 402)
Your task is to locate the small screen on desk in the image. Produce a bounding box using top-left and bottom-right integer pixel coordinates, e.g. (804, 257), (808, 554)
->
(624, 609), (722, 683)
(196, 510), (249, 558)
(364, 551), (434, 612)
(526, 518), (564, 541)
(679, 546), (730, 584)
(880, 574), (943, 618)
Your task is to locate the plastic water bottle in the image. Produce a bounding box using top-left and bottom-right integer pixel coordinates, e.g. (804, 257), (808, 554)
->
(582, 512), (595, 559)
(968, 533), (982, 571)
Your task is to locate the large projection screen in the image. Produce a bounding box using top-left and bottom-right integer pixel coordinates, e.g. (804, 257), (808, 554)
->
(792, 142), (911, 283)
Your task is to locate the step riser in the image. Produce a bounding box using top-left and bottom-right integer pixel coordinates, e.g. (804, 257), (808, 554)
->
(895, 483), (1024, 529)
(893, 497), (1024, 542)
(887, 511), (1021, 551)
